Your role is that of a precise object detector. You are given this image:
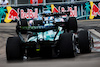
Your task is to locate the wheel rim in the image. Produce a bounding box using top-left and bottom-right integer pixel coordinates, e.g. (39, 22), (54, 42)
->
(72, 33), (77, 57)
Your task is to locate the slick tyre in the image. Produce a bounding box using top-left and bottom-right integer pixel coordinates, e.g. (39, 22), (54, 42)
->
(67, 17), (78, 33)
(6, 37), (23, 61)
(78, 30), (92, 53)
(58, 32), (76, 57)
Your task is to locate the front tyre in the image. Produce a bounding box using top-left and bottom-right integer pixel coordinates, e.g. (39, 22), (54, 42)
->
(78, 30), (93, 53)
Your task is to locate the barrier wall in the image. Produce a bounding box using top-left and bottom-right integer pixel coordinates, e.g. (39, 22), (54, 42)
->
(0, 1), (100, 23)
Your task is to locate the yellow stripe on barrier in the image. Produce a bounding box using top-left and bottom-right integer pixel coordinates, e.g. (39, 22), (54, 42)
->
(4, 6), (12, 23)
(89, 1), (95, 19)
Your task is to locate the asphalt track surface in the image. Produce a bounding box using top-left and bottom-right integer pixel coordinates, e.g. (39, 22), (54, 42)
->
(0, 19), (100, 67)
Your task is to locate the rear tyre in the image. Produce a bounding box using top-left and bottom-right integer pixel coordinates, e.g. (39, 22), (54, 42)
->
(6, 37), (23, 61)
(58, 32), (77, 57)
(78, 30), (93, 53)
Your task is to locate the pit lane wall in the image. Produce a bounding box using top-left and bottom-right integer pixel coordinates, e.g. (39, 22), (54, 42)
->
(0, 1), (100, 23)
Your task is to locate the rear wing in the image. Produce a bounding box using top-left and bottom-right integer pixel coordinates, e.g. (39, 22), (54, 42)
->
(17, 25), (57, 32)
(41, 12), (70, 17)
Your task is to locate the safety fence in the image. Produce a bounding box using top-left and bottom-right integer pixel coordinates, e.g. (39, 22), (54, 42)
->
(0, 1), (100, 23)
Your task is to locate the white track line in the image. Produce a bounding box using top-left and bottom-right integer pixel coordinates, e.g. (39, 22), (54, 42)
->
(89, 29), (100, 38)
(89, 29), (100, 52)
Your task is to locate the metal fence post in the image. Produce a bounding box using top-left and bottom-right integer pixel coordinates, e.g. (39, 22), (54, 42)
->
(15, 0), (18, 6)
(78, 6), (80, 17)
(44, 0), (46, 5)
(81, 4), (83, 16)
(9, 0), (11, 5)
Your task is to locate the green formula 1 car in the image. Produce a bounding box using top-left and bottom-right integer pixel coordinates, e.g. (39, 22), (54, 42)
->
(6, 12), (94, 61)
